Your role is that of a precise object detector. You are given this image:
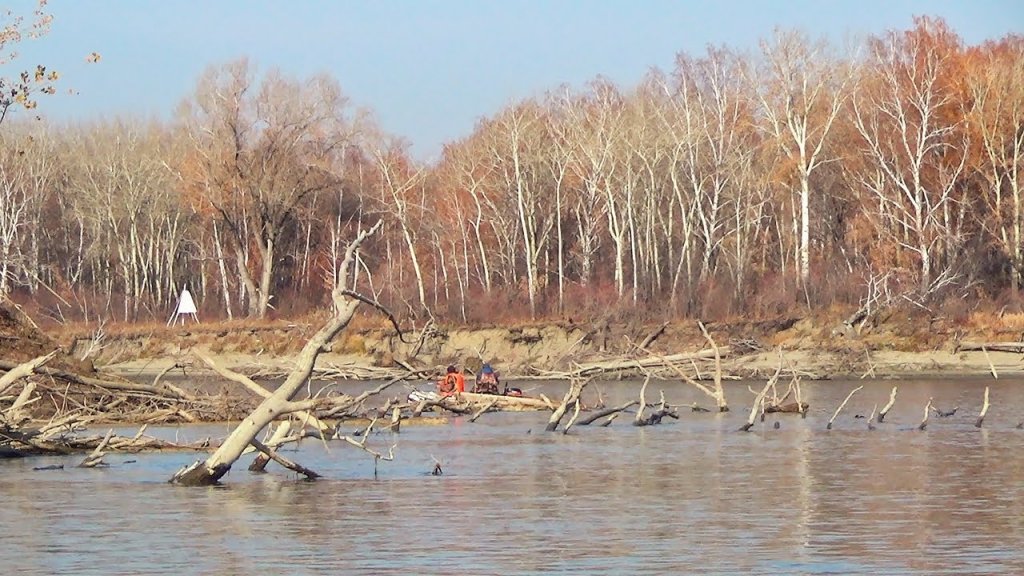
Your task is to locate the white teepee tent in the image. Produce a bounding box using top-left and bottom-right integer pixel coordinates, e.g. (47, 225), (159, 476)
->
(167, 288), (200, 326)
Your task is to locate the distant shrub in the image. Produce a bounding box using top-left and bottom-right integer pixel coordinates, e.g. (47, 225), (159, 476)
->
(342, 334), (367, 354)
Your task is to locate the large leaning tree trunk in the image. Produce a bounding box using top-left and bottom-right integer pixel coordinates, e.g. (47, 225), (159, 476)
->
(545, 377), (590, 432)
(171, 221), (383, 486)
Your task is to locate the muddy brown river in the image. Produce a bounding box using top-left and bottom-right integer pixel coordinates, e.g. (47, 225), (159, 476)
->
(2, 377), (1023, 575)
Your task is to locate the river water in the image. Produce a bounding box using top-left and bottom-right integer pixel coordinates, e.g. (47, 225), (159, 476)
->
(2, 377), (1023, 575)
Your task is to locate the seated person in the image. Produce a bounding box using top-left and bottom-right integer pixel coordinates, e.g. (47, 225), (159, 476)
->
(474, 363), (500, 395)
(437, 365), (465, 397)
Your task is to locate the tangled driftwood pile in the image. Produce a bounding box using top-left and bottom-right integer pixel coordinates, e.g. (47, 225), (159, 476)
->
(0, 296), (259, 459)
(0, 352), (256, 458)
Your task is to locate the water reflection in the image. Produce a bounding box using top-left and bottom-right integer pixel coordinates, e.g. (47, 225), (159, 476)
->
(1, 378), (1023, 574)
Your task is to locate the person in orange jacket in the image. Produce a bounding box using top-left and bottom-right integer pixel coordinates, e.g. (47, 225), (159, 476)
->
(437, 365), (465, 397)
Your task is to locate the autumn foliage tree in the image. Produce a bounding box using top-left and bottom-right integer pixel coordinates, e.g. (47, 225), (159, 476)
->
(850, 17), (970, 294)
(966, 36), (1024, 290)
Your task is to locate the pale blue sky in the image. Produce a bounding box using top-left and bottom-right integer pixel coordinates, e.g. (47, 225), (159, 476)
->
(8, 0), (1023, 160)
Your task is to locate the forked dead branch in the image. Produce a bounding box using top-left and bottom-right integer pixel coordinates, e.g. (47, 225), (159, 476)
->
(171, 221), (396, 486)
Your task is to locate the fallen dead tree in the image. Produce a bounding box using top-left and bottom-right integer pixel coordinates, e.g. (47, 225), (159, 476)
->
(0, 358), (195, 401)
(0, 346), (228, 427)
(918, 398), (933, 431)
(0, 351), (58, 396)
(551, 346), (730, 379)
(955, 342), (1024, 354)
(170, 222), (395, 486)
(975, 387), (990, 428)
(758, 352), (808, 416)
(436, 391), (553, 412)
(740, 379), (774, 432)
(406, 390), (553, 418)
(193, 349), (334, 434)
(839, 267), (962, 339)
(239, 359), (433, 383)
(645, 324), (731, 412)
(694, 322), (728, 412)
(739, 357), (786, 432)
(416, 397), (474, 416)
(637, 321), (670, 350)
(0, 368), (254, 425)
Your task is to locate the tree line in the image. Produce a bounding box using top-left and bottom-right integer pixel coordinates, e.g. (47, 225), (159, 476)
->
(0, 17), (1022, 326)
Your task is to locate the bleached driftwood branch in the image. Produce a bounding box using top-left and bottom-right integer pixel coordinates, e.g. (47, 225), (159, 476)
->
(194, 349), (332, 433)
(469, 398), (499, 423)
(975, 387), (990, 429)
(633, 376), (651, 427)
(877, 386), (898, 423)
(562, 399), (583, 435)
(171, 220), (386, 486)
(827, 385), (864, 430)
(546, 378), (588, 432)
(249, 421), (292, 472)
(564, 347), (730, 379)
(249, 437), (321, 480)
(918, 398), (933, 431)
(740, 380), (773, 432)
(0, 351), (58, 396)
(78, 428), (114, 468)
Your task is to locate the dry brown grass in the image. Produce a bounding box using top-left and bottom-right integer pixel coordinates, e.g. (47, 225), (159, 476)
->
(339, 333), (368, 354)
(969, 310), (1024, 330)
(39, 292), (1015, 367)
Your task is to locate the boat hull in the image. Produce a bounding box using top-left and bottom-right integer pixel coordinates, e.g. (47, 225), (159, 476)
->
(409, 389), (553, 411)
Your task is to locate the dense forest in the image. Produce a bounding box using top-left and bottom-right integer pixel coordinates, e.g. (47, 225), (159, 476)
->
(1, 16), (1022, 328)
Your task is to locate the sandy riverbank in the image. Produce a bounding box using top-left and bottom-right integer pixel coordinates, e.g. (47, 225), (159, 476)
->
(99, 346), (1024, 383)
(6, 297), (1020, 383)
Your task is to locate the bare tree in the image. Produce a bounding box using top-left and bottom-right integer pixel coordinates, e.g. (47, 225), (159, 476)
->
(646, 71), (700, 309)
(580, 81), (632, 298)
(753, 28), (852, 287)
(439, 132), (498, 295)
(665, 48), (754, 307)
(0, 140), (32, 295)
(66, 120), (186, 319)
(625, 79), (675, 301)
(371, 136), (430, 313)
(181, 59), (361, 317)
(541, 98), (576, 311)
(561, 87), (614, 289)
(0, 126), (63, 299)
